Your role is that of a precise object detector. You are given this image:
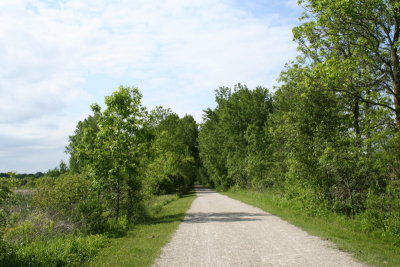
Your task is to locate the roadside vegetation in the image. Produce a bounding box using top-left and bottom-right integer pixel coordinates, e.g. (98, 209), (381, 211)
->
(223, 189), (400, 267)
(0, 87), (199, 266)
(88, 192), (195, 267)
(196, 1), (400, 265)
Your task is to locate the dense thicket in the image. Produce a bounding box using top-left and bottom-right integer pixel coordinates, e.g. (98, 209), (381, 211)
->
(198, 0), (400, 237)
(143, 111), (199, 195)
(198, 84), (273, 189)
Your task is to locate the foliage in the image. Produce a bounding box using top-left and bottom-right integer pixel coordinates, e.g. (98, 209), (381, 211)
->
(66, 87), (199, 222)
(224, 189), (400, 266)
(296, 0), (400, 128)
(0, 178), (14, 264)
(5, 1), (400, 262)
(34, 173), (107, 234)
(197, 0), (400, 243)
(144, 194), (179, 215)
(4, 212), (56, 247)
(198, 84), (273, 190)
(359, 182), (400, 236)
(45, 161), (69, 178)
(67, 86), (148, 222)
(143, 114), (198, 196)
(14, 234), (108, 267)
(88, 192), (195, 267)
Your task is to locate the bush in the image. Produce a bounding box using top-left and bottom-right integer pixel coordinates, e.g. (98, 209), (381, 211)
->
(358, 183), (400, 237)
(34, 173), (108, 233)
(14, 234), (108, 267)
(4, 212), (56, 246)
(77, 199), (108, 234)
(105, 215), (128, 237)
(0, 177), (15, 264)
(6, 189), (35, 225)
(0, 241), (17, 266)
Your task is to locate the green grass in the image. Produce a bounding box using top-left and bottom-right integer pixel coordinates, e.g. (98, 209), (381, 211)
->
(87, 192), (196, 267)
(222, 189), (400, 267)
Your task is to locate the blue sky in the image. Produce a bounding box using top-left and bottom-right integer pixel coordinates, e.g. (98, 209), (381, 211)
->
(0, 0), (302, 173)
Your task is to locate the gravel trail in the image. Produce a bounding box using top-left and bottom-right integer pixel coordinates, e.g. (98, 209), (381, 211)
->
(154, 186), (365, 267)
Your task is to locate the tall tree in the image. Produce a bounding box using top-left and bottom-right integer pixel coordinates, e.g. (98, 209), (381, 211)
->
(144, 113), (198, 195)
(297, 0), (400, 128)
(66, 114), (99, 173)
(198, 84), (273, 189)
(67, 86), (147, 220)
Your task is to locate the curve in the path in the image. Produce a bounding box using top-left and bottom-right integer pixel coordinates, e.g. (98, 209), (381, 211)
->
(154, 186), (365, 267)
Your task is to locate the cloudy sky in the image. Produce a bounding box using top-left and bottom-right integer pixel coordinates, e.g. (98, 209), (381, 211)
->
(0, 0), (301, 173)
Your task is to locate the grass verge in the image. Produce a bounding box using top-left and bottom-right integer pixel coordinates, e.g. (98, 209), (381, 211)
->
(222, 189), (400, 267)
(87, 192), (196, 267)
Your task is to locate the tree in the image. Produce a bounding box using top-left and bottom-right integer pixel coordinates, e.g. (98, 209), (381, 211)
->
(198, 84), (273, 189)
(279, 0), (400, 215)
(67, 86), (147, 221)
(66, 114), (99, 173)
(271, 61), (373, 215)
(144, 113), (198, 195)
(297, 0), (400, 128)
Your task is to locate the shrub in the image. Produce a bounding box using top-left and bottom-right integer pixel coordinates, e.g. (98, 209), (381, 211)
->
(105, 215), (128, 237)
(358, 183), (400, 237)
(34, 173), (108, 233)
(77, 199), (108, 234)
(4, 212), (56, 246)
(0, 177), (15, 264)
(15, 234), (108, 267)
(6, 189), (35, 227)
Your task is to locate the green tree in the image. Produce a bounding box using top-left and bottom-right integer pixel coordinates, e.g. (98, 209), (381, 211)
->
(94, 86), (147, 220)
(144, 113), (198, 195)
(271, 61), (373, 215)
(67, 86), (147, 221)
(198, 84), (273, 189)
(296, 0), (400, 128)
(276, 0), (400, 216)
(66, 114), (99, 173)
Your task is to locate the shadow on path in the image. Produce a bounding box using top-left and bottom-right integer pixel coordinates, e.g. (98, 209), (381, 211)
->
(193, 185), (215, 194)
(184, 212), (269, 223)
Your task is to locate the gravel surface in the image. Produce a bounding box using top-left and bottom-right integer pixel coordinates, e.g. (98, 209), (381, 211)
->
(154, 186), (365, 267)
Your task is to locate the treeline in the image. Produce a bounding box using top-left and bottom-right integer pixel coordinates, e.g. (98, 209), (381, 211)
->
(0, 163), (69, 188)
(198, 0), (400, 237)
(0, 173), (45, 179)
(0, 87), (199, 265)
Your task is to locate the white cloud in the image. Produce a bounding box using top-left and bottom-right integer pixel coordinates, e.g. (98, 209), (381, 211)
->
(0, 0), (299, 172)
(284, 0), (301, 9)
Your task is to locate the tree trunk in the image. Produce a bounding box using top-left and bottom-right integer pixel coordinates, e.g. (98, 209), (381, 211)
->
(116, 179), (120, 219)
(365, 90), (373, 155)
(353, 96), (361, 140)
(391, 46), (400, 128)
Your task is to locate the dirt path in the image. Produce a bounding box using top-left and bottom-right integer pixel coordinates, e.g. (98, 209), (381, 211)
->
(154, 186), (365, 267)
